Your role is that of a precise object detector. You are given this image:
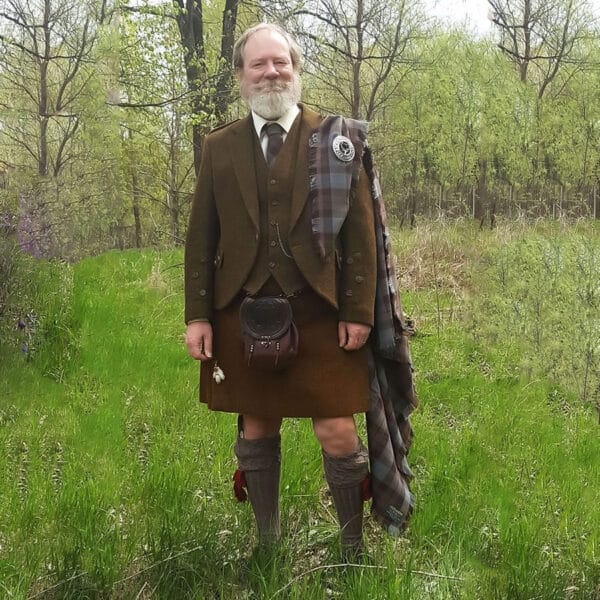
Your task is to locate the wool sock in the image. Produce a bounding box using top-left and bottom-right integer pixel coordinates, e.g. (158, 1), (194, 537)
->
(322, 441), (369, 560)
(234, 434), (281, 545)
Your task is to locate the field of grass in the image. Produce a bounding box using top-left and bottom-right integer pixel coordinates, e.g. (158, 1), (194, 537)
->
(1, 221), (599, 599)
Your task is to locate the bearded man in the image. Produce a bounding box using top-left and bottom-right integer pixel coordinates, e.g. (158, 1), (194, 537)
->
(185, 23), (387, 558)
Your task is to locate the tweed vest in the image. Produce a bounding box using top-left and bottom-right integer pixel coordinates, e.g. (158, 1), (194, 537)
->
(243, 116), (307, 295)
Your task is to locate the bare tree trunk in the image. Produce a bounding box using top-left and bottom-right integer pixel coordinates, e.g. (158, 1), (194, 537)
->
(476, 159), (491, 227)
(174, 0), (240, 175)
(168, 113), (181, 246)
(351, 0), (363, 119)
(131, 170), (142, 249)
(214, 0), (240, 120)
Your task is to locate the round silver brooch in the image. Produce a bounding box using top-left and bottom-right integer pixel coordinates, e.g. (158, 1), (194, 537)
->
(332, 135), (355, 162)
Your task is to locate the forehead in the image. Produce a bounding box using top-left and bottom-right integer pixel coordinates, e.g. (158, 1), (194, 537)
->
(243, 29), (292, 64)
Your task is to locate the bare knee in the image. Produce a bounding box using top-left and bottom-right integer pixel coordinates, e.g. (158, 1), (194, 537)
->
(242, 414), (282, 440)
(312, 416), (359, 456)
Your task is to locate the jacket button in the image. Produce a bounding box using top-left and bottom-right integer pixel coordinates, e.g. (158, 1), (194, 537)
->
(270, 240), (277, 247)
(192, 271), (199, 278)
(346, 257), (354, 265)
(355, 275), (364, 283)
(270, 178), (277, 185)
(345, 289), (353, 297)
(199, 289), (207, 297)
(268, 261), (276, 269)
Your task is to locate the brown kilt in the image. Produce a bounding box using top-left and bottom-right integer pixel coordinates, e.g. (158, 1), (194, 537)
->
(199, 289), (370, 418)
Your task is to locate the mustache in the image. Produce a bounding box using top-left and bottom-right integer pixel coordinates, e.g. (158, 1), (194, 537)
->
(250, 80), (290, 94)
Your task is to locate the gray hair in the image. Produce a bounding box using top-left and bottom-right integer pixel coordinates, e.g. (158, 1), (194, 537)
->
(233, 23), (303, 71)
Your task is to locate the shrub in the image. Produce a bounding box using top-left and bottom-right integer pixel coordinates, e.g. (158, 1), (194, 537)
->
(0, 236), (77, 381)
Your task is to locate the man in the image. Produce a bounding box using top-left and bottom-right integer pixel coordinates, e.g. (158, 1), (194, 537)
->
(185, 23), (378, 558)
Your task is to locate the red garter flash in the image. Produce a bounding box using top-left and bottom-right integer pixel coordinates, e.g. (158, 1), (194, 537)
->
(361, 473), (372, 502)
(233, 469), (248, 502)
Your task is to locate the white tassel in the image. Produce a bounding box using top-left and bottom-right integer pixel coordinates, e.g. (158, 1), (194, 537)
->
(212, 362), (225, 384)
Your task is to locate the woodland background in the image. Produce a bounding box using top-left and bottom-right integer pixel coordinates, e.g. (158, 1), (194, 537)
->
(2, 2), (600, 598)
(1, 0), (600, 262)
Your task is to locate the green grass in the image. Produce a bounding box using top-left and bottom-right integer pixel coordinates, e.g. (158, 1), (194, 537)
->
(1, 224), (599, 598)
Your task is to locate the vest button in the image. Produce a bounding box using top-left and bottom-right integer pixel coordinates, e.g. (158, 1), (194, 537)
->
(270, 178), (277, 185)
(268, 261), (276, 269)
(355, 275), (364, 283)
(270, 240), (277, 247)
(345, 289), (353, 297)
(271, 201), (279, 206)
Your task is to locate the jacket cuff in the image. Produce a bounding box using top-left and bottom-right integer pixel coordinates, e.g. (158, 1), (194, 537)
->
(338, 302), (374, 327)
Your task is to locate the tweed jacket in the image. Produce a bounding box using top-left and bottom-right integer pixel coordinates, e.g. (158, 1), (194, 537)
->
(184, 104), (377, 325)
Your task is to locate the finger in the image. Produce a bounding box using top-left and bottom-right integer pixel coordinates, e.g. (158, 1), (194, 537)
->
(338, 323), (349, 348)
(186, 334), (205, 361)
(187, 340), (202, 360)
(342, 336), (357, 351)
(202, 333), (213, 359)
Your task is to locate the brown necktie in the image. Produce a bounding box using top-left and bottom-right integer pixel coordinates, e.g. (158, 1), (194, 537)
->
(264, 122), (285, 167)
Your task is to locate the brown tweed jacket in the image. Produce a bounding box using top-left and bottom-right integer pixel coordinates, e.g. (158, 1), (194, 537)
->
(184, 104), (376, 325)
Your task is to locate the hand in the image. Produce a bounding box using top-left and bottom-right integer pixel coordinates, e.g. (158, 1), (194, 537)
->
(185, 321), (213, 361)
(338, 321), (371, 351)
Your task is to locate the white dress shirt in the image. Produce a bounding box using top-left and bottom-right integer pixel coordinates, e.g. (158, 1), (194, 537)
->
(251, 104), (300, 160)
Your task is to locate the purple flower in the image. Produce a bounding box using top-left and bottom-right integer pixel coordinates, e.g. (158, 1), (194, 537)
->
(17, 319), (26, 330)
(21, 342), (28, 354)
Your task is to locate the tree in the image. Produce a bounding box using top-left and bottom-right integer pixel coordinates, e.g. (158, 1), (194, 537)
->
(120, 0), (241, 174)
(0, 0), (123, 257)
(261, 0), (428, 121)
(488, 0), (594, 98)
(0, 0), (111, 176)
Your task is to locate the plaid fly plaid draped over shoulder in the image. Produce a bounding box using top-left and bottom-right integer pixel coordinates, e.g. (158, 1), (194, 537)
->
(309, 116), (418, 535)
(308, 117), (367, 259)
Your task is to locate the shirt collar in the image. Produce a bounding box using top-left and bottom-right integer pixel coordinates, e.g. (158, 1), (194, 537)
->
(252, 104), (300, 139)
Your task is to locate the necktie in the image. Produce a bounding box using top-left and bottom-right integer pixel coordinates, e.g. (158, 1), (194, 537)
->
(264, 122), (284, 167)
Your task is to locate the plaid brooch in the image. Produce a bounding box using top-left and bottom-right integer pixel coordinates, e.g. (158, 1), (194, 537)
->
(308, 116), (368, 260)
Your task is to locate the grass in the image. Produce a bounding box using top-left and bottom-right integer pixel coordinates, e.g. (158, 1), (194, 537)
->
(1, 222), (599, 598)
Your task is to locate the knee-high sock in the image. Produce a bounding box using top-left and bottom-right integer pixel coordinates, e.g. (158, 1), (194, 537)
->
(322, 442), (369, 556)
(234, 435), (281, 544)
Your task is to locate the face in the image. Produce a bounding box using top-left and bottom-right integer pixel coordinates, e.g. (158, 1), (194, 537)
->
(237, 29), (301, 120)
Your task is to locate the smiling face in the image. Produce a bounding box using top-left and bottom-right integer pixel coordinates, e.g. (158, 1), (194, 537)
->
(237, 28), (301, 120)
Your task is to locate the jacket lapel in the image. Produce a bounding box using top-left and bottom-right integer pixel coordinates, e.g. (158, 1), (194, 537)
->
(228, 115), (260, 231)
(289, 105), (322, 231)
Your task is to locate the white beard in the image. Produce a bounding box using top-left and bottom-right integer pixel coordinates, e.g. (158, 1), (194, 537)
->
(241, 74), (301, 120)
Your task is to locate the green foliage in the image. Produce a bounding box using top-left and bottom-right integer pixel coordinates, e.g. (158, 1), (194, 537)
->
(0, 237), (77, 381)
(469, 221), (600, 406)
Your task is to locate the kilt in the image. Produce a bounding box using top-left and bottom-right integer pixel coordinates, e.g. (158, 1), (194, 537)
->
(199, 288), (370, 418)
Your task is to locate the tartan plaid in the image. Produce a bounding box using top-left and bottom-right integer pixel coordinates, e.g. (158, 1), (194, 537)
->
(308, 118), (367, 259)
(310, 117), (418, 535)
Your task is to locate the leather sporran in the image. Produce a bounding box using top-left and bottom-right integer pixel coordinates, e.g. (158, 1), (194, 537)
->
(239, 296), (299, 371)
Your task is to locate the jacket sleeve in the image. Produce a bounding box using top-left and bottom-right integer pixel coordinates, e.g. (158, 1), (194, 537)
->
(337, 164), (377, 326)
(184, 137), (219, 323)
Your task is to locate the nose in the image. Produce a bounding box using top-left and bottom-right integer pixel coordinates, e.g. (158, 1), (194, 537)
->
(264, 61), (279, 78)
